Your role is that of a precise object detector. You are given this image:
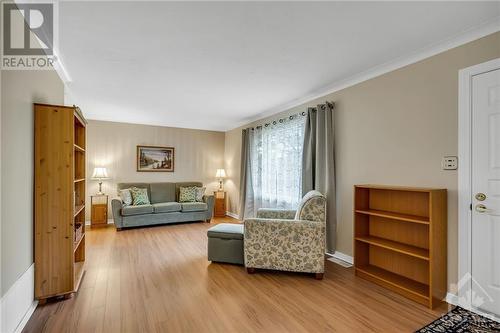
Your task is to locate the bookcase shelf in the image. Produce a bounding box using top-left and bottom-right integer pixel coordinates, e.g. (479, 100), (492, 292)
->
(74, 204), (85, 217)
(34, 104), (87, 302)
(354, 185), (447, 309)
(355, 236), (429, 260)
(356, 265), (430, 304)
(355, 209), (430, 225)
(74, 144), (85, 153)
(74, 233), (85, 252)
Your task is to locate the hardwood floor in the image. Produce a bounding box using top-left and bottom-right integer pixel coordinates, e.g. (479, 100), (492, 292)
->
(24, 217), (448, 333)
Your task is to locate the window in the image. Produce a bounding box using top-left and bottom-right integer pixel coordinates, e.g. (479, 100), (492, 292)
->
(245, 115), (305, 217)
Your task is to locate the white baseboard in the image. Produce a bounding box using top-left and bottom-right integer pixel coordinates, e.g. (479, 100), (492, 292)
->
(445, 292), (500, 323)
(446, 292), (458, 306)
(326, 251), (354, 265)
(14, 300), (37, 333)
(1, 264), (37, 333)
(225, 211), (239, 219)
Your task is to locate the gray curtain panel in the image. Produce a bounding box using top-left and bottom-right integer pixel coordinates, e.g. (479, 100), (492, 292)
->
(238, 128), (252, 220)
(302, 102), (336, 252)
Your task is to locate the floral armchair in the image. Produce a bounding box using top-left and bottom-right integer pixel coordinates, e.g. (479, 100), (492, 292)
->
(244, 190), (327, 279)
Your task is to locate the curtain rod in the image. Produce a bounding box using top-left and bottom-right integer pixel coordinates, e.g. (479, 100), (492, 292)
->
(247, 101), (334, 130)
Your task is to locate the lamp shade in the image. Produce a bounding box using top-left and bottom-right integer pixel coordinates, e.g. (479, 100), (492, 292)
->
(215, 169), (226, 178)
(91, 167), (109, 179)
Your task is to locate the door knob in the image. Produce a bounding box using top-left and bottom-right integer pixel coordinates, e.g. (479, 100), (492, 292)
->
(475, 204), (492, 213)
(475, 193), (487, 201)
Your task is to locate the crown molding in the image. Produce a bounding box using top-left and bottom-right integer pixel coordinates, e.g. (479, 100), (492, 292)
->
(229, 17), (500, 131)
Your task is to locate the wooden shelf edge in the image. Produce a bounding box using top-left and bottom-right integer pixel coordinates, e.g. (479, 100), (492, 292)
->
(355, 265), (429, 300)
(74, 108), (87, 126)
(74, 233), (85, 252)
(355, 209), (429, 225)
(74, 178), (85, 183)
(354, 184), (445, 192)
(74, 205), (85, 217)
(74, 261), (85, 292)
(355, 236), (429, 260)
(74, 144), (85, 152)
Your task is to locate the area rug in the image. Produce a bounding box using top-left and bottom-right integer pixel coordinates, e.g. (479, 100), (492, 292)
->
(416, 306), (500, 332)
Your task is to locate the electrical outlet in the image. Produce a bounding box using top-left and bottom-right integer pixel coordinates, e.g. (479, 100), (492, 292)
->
(442, 156), (458, 170)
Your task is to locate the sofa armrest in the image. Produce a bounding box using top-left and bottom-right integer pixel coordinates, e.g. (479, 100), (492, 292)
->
(203, 195), (215, 219)
(111, 198), (124, 229)
(244, 218), (325, 273)
(256, 208), (296, 219)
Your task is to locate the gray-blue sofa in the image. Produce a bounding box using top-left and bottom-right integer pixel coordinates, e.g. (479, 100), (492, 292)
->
(111, 182), (214, 230)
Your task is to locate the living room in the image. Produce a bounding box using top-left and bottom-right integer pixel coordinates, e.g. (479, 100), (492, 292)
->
(1, 1), (500, 332)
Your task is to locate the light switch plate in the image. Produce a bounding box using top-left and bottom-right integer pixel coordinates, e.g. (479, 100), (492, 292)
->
(442, 156), (458, 170)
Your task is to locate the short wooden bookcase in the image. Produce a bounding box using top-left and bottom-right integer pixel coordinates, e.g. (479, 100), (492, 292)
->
(353, 185), (447, 309)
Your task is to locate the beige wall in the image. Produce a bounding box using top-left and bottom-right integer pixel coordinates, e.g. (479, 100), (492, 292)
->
(224, 32), (500, 288)
(1, 70), (64, 295)
(85, 120), (225, 218)
(0, 54), (2, 298)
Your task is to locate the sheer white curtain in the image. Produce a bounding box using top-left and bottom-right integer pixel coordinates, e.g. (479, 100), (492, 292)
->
(244, 115), (305, 218)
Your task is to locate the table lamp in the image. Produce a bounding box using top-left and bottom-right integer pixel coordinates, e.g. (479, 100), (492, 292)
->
(91, 167), (109, 195)
(215, 168), (226, 191)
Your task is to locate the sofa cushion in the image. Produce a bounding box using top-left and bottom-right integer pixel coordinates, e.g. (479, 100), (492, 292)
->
(119, 189), (133, 206)
(195, 187), (206, 202)
(179, 186), (198, 202)
(175, 182), (202, 201)
(181, 202), (208, 212)
(122, 204), (153, 216)
(150, 183), (176, 204)
(117, 183), (151, 200)
(153, 202), (181, 213)
(130, 187), (150, 205)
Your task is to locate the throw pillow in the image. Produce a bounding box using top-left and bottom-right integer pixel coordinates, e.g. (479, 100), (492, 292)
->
(195, 187), (206, 202)
(119, 189), (133, 206)
(129, 187), (150, 205)
(179, 186), (197, 202)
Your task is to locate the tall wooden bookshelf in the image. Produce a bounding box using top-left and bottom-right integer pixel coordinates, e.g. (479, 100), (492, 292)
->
(34, 103), (87, 303)
(353, 185), (447, 309)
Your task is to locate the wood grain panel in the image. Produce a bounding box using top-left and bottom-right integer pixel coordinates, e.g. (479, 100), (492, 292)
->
(91, 205), (108, 225)
(369, 246), (430, 284)
(369, 215), (429, 249)
(429, 190), (447, 308)
(34, 104), (75, 298)
(369, 189), (429, 217)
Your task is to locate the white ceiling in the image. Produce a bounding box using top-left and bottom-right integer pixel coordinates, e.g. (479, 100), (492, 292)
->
(59, 1), (500, 131)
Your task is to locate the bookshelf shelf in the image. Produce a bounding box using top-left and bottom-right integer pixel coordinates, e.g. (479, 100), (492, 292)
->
(355, 236), (429, 260)
(355, 209), (429, 225)
(74, 144), (85, 153)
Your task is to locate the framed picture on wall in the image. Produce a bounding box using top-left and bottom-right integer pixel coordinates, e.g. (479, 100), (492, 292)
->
(137, 145), (175, 172)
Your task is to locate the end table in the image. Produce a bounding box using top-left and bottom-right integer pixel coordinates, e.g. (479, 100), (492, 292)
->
(91, 194), (108, 228)
(213, 191), (226, 217)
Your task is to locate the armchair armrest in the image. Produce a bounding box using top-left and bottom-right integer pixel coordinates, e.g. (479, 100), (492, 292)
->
(111, 198), (124, 229)
(203, 195), (215, 219)
(245, 218), (324, 236)
(256, 208), (296, 220)
(244, 218), (325, 273)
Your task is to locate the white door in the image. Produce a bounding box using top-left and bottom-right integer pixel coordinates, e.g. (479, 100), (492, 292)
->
(471, 68), (500, 316)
